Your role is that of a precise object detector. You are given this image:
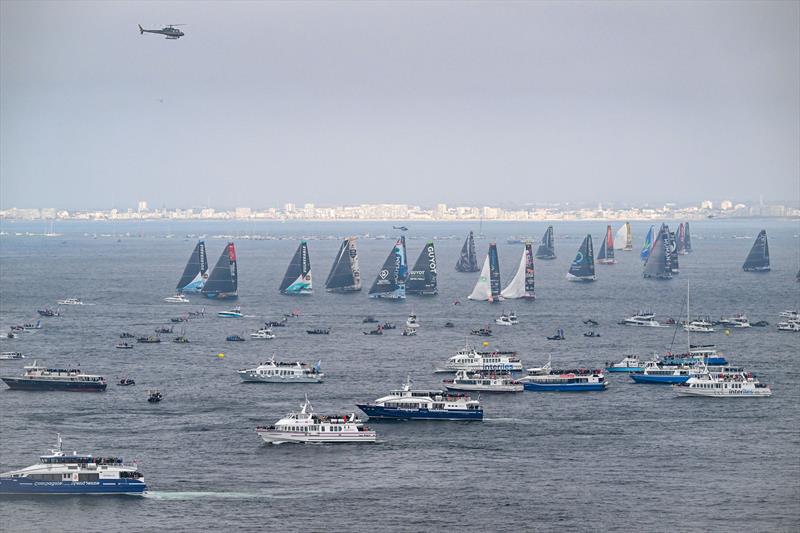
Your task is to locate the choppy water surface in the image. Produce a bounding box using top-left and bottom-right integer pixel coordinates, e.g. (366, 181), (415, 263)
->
(0, 219), (798, 532)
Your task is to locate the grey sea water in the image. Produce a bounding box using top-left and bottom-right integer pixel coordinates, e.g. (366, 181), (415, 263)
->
(0, 219), (798, 532)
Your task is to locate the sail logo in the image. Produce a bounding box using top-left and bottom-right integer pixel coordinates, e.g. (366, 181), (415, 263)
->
(427, 246), (436, 271)
(379, 269), (389, 279)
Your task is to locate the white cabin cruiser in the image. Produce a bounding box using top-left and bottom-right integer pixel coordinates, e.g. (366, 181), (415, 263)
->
(684, 321), (715, 333)
(405, 314), (420, 329)
(779, 310), (799, 320)
(164, 294), (190, 303)
(57, 298), (83, 305)
(495, 314), (513, 326)
(0, 352), (24, 360)
(250, 328), (276, 340)
(718, 314), (751, 328)
(621, 315), (668, 328)
(777, 321), (800, 332)
(238, 356), (323, 383)
(256, 397), (376, 444)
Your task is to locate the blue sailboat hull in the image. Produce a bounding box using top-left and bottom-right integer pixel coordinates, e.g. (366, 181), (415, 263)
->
(203, 292), (238, 300)
(0, 478), (146, 494)
(356, 404), (483, 420)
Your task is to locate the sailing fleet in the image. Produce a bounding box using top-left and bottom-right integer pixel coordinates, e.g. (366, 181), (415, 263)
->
(167, 223), (782, 305)
(0, 221), (789, 494)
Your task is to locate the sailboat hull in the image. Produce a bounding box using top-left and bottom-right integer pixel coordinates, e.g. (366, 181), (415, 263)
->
(566, 274), (596, 282)
(203, 292), (238, 300)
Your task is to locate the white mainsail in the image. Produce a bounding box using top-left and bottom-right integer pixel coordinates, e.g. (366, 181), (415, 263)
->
(614, 223), (629, 250)
(501, 247), (528, 299)
(467, 254), (492, 301)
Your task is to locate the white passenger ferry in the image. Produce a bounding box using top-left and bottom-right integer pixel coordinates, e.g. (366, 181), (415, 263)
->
(256, 397), (376, 444)
(435, 344), (523, 373)
(442, 369), (522, 392)
(0, 435), (145, 494)
(238, 356), (323, 383)
(673, 371), (772, 398)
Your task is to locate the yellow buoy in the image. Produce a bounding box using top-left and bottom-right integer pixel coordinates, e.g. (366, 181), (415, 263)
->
(217, 353), (225, 358)
(482, 341), (489, 347)
(725, 329), (731, 336)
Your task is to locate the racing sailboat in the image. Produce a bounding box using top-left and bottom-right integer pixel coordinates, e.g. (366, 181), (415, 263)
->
(615, 222), (632, 251)
(643, 227), (672, 279)
(535, 226), (556, 260)
(280, 241), (313, 295)
(368, 238), (407, 299)
(406, 242), (438, 295)
(596, 225), (616, 264)
(176, 240), (208, 293)
(324, 237), (361, 292)
(567, 235), (596, 282)
(675, 223), (687, 255)
(683, 222), (693, 253)
(742, 230), (770, 272)
(455, 231), (479, 272)
(500, 242), (535, 299)
(640, 225), (655, 262)
(202, 242), (238, 299)
(468, 243), (502, 302)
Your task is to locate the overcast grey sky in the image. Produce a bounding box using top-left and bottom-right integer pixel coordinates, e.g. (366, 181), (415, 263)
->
(1, 1), (798, 210)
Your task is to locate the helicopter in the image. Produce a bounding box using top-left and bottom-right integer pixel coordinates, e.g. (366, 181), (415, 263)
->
(138, 24), (185, 39)
(393, 226), (409, 231)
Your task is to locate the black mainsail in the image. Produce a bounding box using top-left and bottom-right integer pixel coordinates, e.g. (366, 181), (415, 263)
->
(368, 238), (407, 299)
(325, 237), (361, 292)
(280, 241), (313, 295)
(535, 226), (556, 260)
(643, 227), (672, 279)
(455, 231), (479, 272)
(567, 234), (595, 281)
(666, 227), (679, 274)
(176, 240), (208, 293)
(742, 230), (770, 272)
(406, 242), (438, 295)
(202, 242), (238, 299)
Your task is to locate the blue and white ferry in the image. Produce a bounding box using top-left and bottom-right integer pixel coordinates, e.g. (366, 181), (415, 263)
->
(356, 377), (483, 421)
(0, 435), (145, 495)
(434, 345), (523, 373)
(520, 368), (608, 391)
(659, 345), (728, 366)
(630, 360), (702, 384)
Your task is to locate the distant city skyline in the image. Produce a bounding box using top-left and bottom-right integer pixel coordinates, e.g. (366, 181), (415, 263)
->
(1, 1), (798, 208)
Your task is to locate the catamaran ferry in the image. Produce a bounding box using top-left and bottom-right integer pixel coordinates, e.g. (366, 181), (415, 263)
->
(357, 377), (483, 420)
(520, 369), (608, 391)
(629, 360), (702, 384)
(659, 345), (728, 366)
(238, 356), (323, 383)
(0, 435), (145, 494)
(1, 361), (107, 391)
(442, 370), (523, 392)
(673, 371), (772, 398)
(605, 355), (644, 373)
(435, 345), (523, 373)
(256, 397), (376, 444)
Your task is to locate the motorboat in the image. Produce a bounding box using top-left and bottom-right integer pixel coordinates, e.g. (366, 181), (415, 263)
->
(117, 378), (135, 386)
(583, 331), (601, 338)
(154, 326), (173, 334)
(779, 310), (799, 320)
(256, 397), (375, 444)
(363, 326), (384, 335)
(0, 352), (24, 360)
(226, 334), (246, 342)
(115, 342), (134, 349)
(136, 335), (161, 344)
(546, 329), (566, 340)
(381, 322), (397, 330)
(363, 316), (379, 324)
(217, 307), (243, 318)
(57, 298), (83, 305)
(684, 321), (715, 333)
(718, 314), (751, 328)
(777, 321), (800, 332)
(405, 314), (420, 329)
(605, 355), (643, 373)
(306, 328), (331, 335)
(470, 326), (492, 337)
(620, 315), (668, 327)
(250, 328), (276, 340)
(495, 314), (513, 326)
(164, 294), (189, 303)
(37, 308), (61, 317)
(401, 327), (417, 336)
(119, 332), (135, 339)
(147, 390), (163, 403)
